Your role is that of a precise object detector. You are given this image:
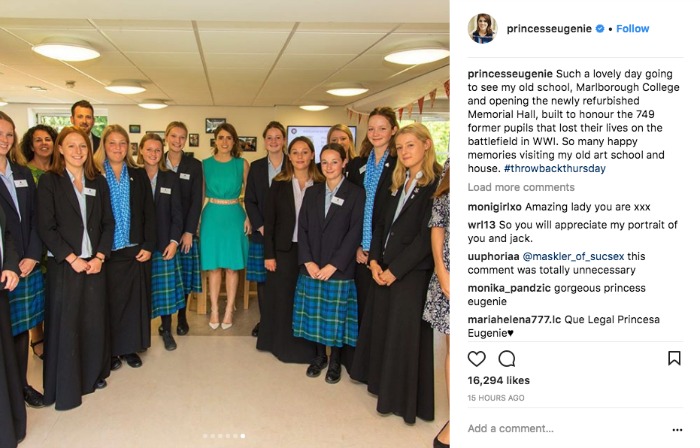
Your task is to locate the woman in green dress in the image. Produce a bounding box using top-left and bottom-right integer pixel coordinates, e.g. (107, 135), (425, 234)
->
(200, 123), (251, 330)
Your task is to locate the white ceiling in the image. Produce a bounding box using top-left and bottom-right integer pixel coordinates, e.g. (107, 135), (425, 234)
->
(0, 0), (449, 112)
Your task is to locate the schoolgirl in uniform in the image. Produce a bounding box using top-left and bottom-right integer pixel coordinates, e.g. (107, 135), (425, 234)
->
(0, 112), (45, 408)
(39, 126), (114, 409)
(261, 136), (322, 362)
(293, 143), (364, 383)
(244, 121), (287, 338)
(138, 133), (184, 351)
(94, 125), (156, 370)
(0, 201), (24, 447)
(351, 123), (442, 424)
(164, 122), (202, 335)
(326, 123), (357, 160)
(342, 107), (398, 371)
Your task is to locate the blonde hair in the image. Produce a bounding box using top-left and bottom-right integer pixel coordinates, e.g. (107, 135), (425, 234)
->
(93, 124), (137, 173)
(390, 123), (442, 193)
(166, 121), (188, 137)
(0, 112), (29, 166)
(326, 124), (356, 160)
(136, 133), (167, 171)
(165, 121), (188, 153)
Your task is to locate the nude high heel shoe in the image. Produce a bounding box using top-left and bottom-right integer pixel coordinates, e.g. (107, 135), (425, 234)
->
(209, 307), (220, 330)
(221, 307), (234, 330)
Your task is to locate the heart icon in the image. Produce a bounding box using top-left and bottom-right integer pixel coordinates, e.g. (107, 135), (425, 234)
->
(468, 351), (486, 367)
(508, 330), (514, 336)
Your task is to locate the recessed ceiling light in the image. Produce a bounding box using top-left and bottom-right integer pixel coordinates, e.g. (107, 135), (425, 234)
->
(27, 86), (48, 92)
(106, 80), (146, 95)
(32, 37), (100, 62)
(326, 84), (368, 97)
(138, 99), (168, 110)
(299, 105), (329, 111)
(0, 98), (8, 107)
(384, 43), (450, 65)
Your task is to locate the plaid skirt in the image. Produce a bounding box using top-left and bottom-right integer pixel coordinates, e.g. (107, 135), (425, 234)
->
(151, 251), (186, 318)
(246, 241), (266, 282)
(9, 268), (45, 335)
(178, 238), (202, 294)
(292, 274), (358, 347)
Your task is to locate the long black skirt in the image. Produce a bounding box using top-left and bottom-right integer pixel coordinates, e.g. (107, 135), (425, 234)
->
(0, 290), (26, 447)
(43, 258), (110, 410)
(351, 269), (434, 424)
(106, 246), (152, 356)
(257, 243), (315, 363)
(340, 262), (372, 371)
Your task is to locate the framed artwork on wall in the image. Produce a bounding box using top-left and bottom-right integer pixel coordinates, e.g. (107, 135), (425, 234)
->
(205, 118), (226, 133)
(239, 136), (257, 152)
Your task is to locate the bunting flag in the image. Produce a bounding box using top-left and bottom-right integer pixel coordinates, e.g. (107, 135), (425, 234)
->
(429, 89), (437, 108)
(345, 80), (447, 121)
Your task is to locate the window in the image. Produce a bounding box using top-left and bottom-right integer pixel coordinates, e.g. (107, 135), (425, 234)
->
(36, 111), (108, 137)
(399, 115), (450, 165)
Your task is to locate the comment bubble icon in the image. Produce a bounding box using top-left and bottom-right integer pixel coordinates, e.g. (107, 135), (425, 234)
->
(499, 350), (516, 367)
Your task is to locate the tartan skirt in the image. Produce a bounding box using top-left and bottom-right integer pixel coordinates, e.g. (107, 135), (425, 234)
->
(245, 241), (266, 283)
(151, 251), (186, 318)
(178, 238), (202, 294)
(8, 268), (45, 336)
(292, 274), (358, 348)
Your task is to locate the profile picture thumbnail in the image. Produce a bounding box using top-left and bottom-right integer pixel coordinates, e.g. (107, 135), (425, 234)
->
(471, 13), (497, 44)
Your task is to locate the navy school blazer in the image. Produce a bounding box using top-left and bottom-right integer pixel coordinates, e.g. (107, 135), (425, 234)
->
(166, 152), (203, 237)
(297, 179), (365, 280)
(368, 176), (439, 280)
(263, 178), (320, 259)
(121, 167), (157, 253)
(245, 155), (288, 245)
(152, 170), (183, 253)
(346, 154), (398, 246)
(0, 162), (42, 261)
(0, 196), (20, 276)
(37, 170), (115, 261)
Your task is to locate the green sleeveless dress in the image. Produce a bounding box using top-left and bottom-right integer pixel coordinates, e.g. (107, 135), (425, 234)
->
(200, 157), (248, 270)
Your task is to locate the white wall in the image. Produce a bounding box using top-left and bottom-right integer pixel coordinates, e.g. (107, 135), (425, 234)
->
(2, 104), (367, 164)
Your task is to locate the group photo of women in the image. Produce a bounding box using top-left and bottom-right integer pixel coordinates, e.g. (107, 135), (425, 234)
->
(0, 104), (449, 448)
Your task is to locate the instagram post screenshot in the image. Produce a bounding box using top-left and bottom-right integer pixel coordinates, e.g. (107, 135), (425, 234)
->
(451, 1), (698, 447)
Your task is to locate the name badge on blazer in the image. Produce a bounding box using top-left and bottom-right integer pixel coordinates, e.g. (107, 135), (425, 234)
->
(84, 188), (97, 196)
(14, 179), (28, 188)
(180, 173), (191, 180)
(331, 196), (344, 206)
(359, 165), (367, 174)
(160, 187), (172, 195)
